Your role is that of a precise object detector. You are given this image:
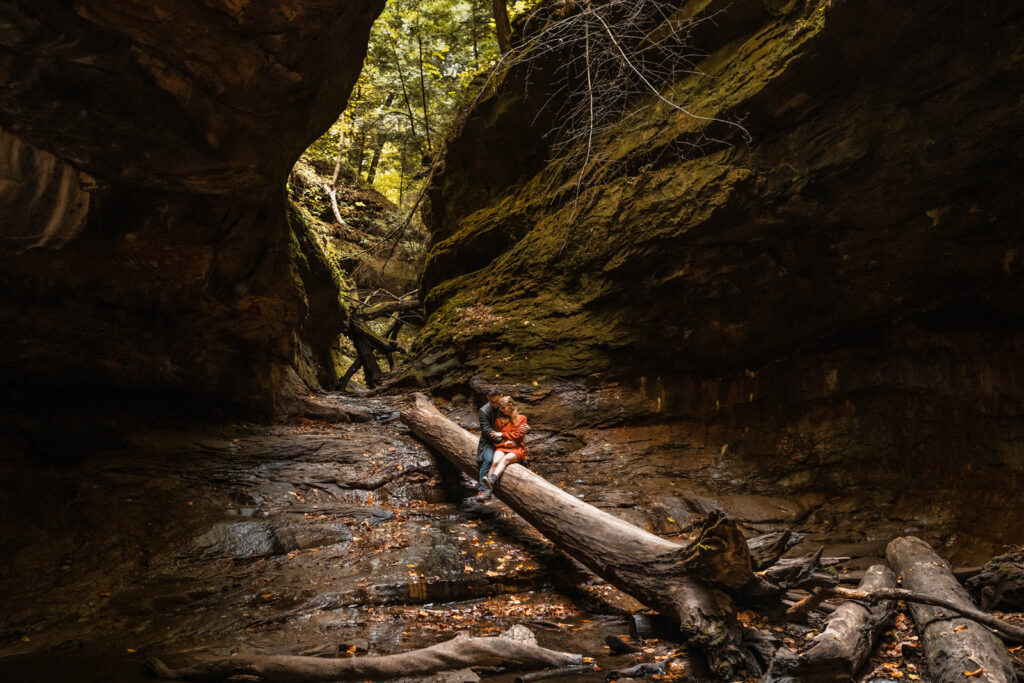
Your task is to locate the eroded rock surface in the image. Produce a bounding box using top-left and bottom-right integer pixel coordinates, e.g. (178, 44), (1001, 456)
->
(412, 0), (1024, 558)
(0, 0), (386, 409)
(0, 397), (584, 681)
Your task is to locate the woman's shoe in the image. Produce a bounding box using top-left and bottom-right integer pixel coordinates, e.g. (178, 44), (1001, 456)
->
(482, 476), (493, 490)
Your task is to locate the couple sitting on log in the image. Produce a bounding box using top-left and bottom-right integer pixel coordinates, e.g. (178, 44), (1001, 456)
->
(476, 386), (529, 500)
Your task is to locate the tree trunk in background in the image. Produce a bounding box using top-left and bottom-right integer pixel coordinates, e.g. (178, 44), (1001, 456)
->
(416, 31), (433, 153)
(388, 34), (419, 145)
(470, 0), (480, 61)
(399, 137), (407, 204)
(353, 125), (367, 177)
(365, 137), (385, 186)
(365, 93), (395, 186)
(492, 0), (512, 54)
(331, 115), (346, 188)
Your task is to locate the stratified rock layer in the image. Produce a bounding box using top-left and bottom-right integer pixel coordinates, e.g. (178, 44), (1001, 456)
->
(414, 0), (1024, 551)
(0, 0), (385, 409)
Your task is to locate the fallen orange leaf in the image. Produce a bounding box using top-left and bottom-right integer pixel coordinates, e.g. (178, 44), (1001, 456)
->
(964, 668), (984, 677)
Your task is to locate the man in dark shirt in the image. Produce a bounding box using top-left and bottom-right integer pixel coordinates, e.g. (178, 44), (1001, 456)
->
(476, 386), (505, 500)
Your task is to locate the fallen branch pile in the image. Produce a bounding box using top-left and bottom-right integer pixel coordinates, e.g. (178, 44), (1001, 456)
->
(341, 291), (420, 389)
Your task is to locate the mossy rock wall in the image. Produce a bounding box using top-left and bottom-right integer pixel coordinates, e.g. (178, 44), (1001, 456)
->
(413, 0), (1024, 551)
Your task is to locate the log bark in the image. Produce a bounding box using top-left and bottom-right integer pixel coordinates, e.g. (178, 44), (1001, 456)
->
(748, 530), (804, 571)
(515, 664), (595, 682)
(339, 355), (363, 390)
(887, 536), (1017, 683)
(354, 297), (421, 321)
(322, 182), (346, 226)
(967, 548), (1024, 611)
(794, 565), (898, 680)
(350, 322), (403, 355)
(147, 633), (581, 682)
(400, 393), (756, 678)
(350, 326), (383, 388)
(492, 0), (513, 54)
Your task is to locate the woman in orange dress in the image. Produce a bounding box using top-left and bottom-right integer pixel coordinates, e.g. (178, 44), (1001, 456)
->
(482, 396), (528, 489)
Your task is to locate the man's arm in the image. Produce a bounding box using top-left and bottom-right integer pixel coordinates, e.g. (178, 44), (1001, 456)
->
(479, 405), (497, 444)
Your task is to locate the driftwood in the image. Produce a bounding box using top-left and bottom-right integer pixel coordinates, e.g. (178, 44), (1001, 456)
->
(887, 536), (1017, 683)
(791, 565), (898, 680)
(401, 393), (771, 678)
(967, 547), (1024, 611)
(147, 631), (581, 682)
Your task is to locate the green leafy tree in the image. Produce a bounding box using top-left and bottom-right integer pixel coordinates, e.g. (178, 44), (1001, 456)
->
(301, 0), (508, 208)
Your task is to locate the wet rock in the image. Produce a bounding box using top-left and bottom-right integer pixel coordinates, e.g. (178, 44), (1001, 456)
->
(193, 518), (352, 559)
(194, 521), (280, 559)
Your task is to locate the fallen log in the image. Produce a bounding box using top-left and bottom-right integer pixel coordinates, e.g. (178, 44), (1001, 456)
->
(354, 296), (421, 320)
(514, 663), (595, 682)
(793, 564), (898, 680)
(349, 324), (384, 388)
(338, 355), (363, 390)
(967, 547), (1024, 611)
(351, 321), (404, 355)
(400, 393), (757, 678)
(748, 530), (805, 571)
(146, 630), (581, 682)
(887, 536), (1017, 683)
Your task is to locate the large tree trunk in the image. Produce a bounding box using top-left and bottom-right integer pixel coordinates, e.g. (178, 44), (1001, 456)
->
(386, 33), (419, 144)
(492, 0), (512, 54)
(349, 325), (384, 388)
(331, 115), (346, 188)
(887, 537), (1017, 683)
(469, 0), (480, 61)
(365, 93), (395, 186)
(147, 632), (582, 682)
(400, 393), (756, 677)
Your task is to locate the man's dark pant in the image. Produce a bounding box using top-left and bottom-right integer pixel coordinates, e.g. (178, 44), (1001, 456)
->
(477, 445), (495, 491)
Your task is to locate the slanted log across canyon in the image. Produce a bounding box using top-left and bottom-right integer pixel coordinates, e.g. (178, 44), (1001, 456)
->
(407, 0), (1024, 557)
(0, 0), (386, 410)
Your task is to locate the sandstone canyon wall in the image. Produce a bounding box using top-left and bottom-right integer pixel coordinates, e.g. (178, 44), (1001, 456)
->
(0, 0), (385, 410)
(412, 0), (1024, 559)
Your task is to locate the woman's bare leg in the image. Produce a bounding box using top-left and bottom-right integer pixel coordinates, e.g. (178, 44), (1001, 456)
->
(490, 451), (511, 483)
